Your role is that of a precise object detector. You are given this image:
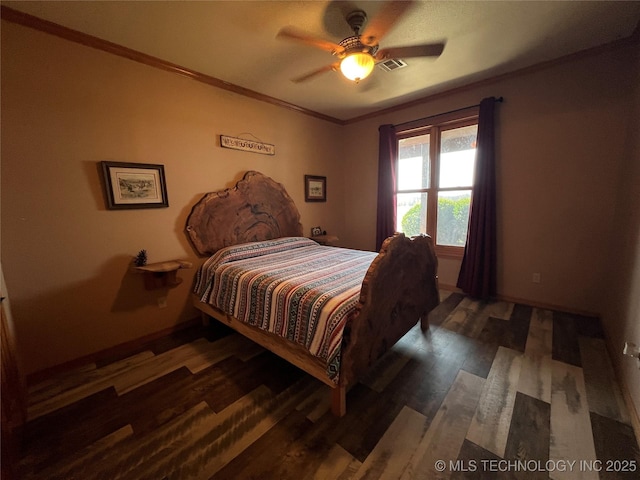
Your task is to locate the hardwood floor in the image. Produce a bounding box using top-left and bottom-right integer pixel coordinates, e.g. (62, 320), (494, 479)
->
(18, 292), (640, 479)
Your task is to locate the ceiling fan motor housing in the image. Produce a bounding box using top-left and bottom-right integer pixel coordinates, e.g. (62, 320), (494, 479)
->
(338, 36), (378, 58)
(336, 10), (378, 59)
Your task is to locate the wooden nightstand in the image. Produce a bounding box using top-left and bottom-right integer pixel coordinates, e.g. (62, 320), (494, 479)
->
(134, 260), (193, 290)
(311, 235), (339, 246)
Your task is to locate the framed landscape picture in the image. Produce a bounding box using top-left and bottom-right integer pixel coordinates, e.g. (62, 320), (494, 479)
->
(101, 161), (169, 209)
(304, 175), (326, 202)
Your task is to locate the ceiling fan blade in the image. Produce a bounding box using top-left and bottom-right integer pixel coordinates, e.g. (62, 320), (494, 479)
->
(277, 26), (344, 55)
(360, 0), (415, 46)
(376, 43), (445, 61)
(291, 63), (340, 83)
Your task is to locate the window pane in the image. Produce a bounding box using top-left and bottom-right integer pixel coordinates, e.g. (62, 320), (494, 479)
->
(396, 192), (427, 236)
(398, 134), (430, 190)
(437, 190), (471, 246)
(439, 125), (477, 188)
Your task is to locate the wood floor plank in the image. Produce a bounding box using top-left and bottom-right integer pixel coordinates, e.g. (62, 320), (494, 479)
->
(518, 308), (553, 403)
(467, 347), (523, 458)
(530, 308), (553, 333)
(123, 359), (256, 434)
(524, 309), (553, 357)
(352, 406), (428, 480)
(304, 443), (362, 480)
(439, 290), (453, 302)
(441, 297), (489, 338)
(579, 337), (631, 425)
(390, 329), (473, 421)
(475, 303), (529, 355)
(504, 392), (550, 480)
(110, 340), (209, 394)
(552, 312), (581, 367)
(27, 361), (98, 400)
(452, 440), (515, 480)
(188, 380), (320, 479)
(518, 352), (552, 405)
(589, 411), (640, 480)
(442, 298), (514, 340)
(22, 424), (134, 480)
(427, 291), (465, 327)
(573, 314), (605, 339)
(296, 384), (331, 422)
(483, 300), (515, 321)
(211, 408), (315, 480)
(504, 304), (532, 352)
(27, 351), (155, 420)
(118, 400), (221, 480)
(549, 360), (597, 480)
(19, 386), (123, 475)
(94, 322), (213, 367)
(401, 370), (485, 480)
(259, 351), (307, 394)
(462, 337), (500, 379)
(203, 352), (298, 412)
(335, 383), (406, 463)
(184, 332), (263, 371)
(121, 380), (318, 480)
(114, 335), (253, 393)
(34, 400), (217, 479)
(360, 348), (413, 393)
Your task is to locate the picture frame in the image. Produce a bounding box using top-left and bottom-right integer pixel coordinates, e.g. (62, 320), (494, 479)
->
(101, 161), (169, 209)
(304, 175), (326, 202)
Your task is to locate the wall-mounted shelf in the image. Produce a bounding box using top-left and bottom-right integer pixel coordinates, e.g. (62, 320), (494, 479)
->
(134, 260), (193, 290)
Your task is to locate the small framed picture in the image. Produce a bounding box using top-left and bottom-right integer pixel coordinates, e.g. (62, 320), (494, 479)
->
(311, 226), (323, 236)
(304, 175), (326, 202)
(101, 161), (169, 209)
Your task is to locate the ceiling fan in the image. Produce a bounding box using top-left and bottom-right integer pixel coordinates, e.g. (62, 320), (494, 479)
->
(277, 0), (445, 84)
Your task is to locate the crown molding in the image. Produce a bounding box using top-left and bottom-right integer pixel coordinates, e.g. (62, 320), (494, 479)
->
(0, 5), (344, 125)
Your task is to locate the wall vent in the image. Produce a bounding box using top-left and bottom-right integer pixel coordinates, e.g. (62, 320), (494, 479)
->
(377, 58), (408, 72)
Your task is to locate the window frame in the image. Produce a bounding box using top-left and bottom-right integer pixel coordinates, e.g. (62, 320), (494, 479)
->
(395, 108), (479, 258)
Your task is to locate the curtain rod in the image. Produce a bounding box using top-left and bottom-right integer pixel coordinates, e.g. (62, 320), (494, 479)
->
(393, 96), (503, 130)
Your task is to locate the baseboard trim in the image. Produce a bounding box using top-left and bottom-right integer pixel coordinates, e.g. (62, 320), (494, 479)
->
(438, 283), (600, 317)
(26, 317), (201, 385)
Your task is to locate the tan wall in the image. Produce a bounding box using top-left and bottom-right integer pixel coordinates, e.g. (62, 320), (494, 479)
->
(600, 43), (640, 429)
(342, 44), (636, 315)
(1, 21), (345, 375)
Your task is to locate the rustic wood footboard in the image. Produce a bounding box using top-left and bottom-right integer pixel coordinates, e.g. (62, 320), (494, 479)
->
(191, 233), (439, 417)
(339, 233), (439, 388)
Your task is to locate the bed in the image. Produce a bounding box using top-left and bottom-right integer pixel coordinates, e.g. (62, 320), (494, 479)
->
(186, 171), (439, 416)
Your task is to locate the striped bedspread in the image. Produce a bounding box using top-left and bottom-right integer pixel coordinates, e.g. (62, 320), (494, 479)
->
(193, 237), (377, 382)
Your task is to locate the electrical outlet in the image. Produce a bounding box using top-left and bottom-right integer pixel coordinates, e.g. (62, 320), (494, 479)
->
(532, 273), (541, 283)
(158, 296), (167, 308)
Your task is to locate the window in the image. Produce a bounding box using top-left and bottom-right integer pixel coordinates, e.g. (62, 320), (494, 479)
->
(395, 113), (478, 257)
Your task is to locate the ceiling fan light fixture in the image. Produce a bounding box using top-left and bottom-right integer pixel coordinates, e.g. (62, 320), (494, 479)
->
(340, 52), (375, 82)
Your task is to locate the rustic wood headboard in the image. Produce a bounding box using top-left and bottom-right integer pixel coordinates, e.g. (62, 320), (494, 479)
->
(186, 171), (303, 256)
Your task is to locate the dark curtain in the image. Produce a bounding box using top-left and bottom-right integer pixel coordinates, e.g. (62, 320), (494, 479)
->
(375, 124), (397, 251)
(456, 97), (498, 299)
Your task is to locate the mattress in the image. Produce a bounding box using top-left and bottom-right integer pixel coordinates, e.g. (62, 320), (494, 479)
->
(193, 237), (377, 381)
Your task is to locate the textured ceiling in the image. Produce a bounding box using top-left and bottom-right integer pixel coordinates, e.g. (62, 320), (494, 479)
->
(3, 1), (640, 122)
